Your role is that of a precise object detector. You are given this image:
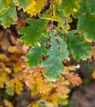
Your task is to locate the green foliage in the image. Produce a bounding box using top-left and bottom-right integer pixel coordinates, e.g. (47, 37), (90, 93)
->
(68, 34), (92, 61)
(42, 35), (69, 80)
(0, 3), (17, 28)
(0, 0), (93, 81)
(20, 19), (47, 45)
(0, 0), (95, 106)
(27, 36), (48, 67)
(16, 0), (30, 9)
(57, 0), (76, 16)
(0, 0), (10, 13)
(78, 14), (95, 41)
(74, 0), (95, 41)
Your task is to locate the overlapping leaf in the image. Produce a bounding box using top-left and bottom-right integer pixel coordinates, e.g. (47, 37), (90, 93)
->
(55, 10), (72, 33)
(88, 0), (95, 14)
(65, 72), (82, 86)
(43, 35), (69, 81)
(16, 0), (30, 9)
(68, 34), (92, 61)
(0, 0), (10, 13)
(20, 19), (47, 45)
(0, 3), (17, 28)
(27, 37), (47, 67)
(74, 1), (95, 41)
(78, 14), (95, 41)
(56, 0), (77, 16)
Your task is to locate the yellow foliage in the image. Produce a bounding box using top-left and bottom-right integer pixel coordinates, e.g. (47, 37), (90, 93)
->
(46, 92), (57, 106)
(0, 72), (8, 88)
(32, 103), (39, 107)
(15, 80), (24, 95)
(4, 67), (11, 73)
(3, 99), (13, 107)
(0, 82), (4, 88)
(0, 54), (9, 61)
(8, 46), (24, 54)
(35, 72), (52, 94)
(25, 0), (46, 16)
(92, 69), (95, 79)
(13, 62), (22, 73)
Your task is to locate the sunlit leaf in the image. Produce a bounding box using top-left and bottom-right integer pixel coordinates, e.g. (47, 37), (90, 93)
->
(0, 3), (17, 28)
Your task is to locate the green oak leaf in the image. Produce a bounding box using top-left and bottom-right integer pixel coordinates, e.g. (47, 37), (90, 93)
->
(0, 3), (17, 28)
(20, 19), (47, 45)
(64, 30), (77, 40)
(88, 0), (95, 14)
(78, 14), (95, 41)
(27, 37), (48, 67)
(69, 35), (92, 61)
(74, 1), (95, 41)
(42, 36), (69, 81)
(0, 0), (10, 13)
(16, 0), (30, 9)
(57, 0), (76, 16)
(56, 36), (70, 60)
(43, 56), (64, 81)
(55, 9), (72, 33)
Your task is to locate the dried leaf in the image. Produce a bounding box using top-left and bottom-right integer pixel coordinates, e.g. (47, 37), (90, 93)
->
(55, 79), (70, 97)
(65, 72), (82, 86)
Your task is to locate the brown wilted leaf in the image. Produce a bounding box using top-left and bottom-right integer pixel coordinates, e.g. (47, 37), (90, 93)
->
(65, 72), (82, 86)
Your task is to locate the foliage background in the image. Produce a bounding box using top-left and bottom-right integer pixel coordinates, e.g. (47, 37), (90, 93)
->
(0, 0), (95, 107)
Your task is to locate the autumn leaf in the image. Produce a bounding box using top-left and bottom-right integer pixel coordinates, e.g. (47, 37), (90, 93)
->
(15, 80), (24, 95)
(0, 72), (8, 88)
(35, 72), (52, 94)
(55, 79), (70, 98)
(91, 46), (95, 60)
(3, 99), (13, 107)
(65, 72), (82, 86)
(24, 0), (46, 16)
(92, 69), (95, 79)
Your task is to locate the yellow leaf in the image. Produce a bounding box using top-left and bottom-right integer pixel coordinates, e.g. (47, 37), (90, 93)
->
(0, 82), (4, 88)
(0, 54), (9, 61)
(4, 99), (13, 107)
(92, 69), (95, 79)
(8, 46), (23, 53)
(4, 67), (11, 73)
(0, 72), (8, 87)
(27, 103), (39, 107)
(32, 103), (39, 107)
(36, 73), (52, 94)
(15, 80), (23, 95)
(14, 62), (22, 73)
(48, 93), (58, 106)
(25, 0), (46, 16)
